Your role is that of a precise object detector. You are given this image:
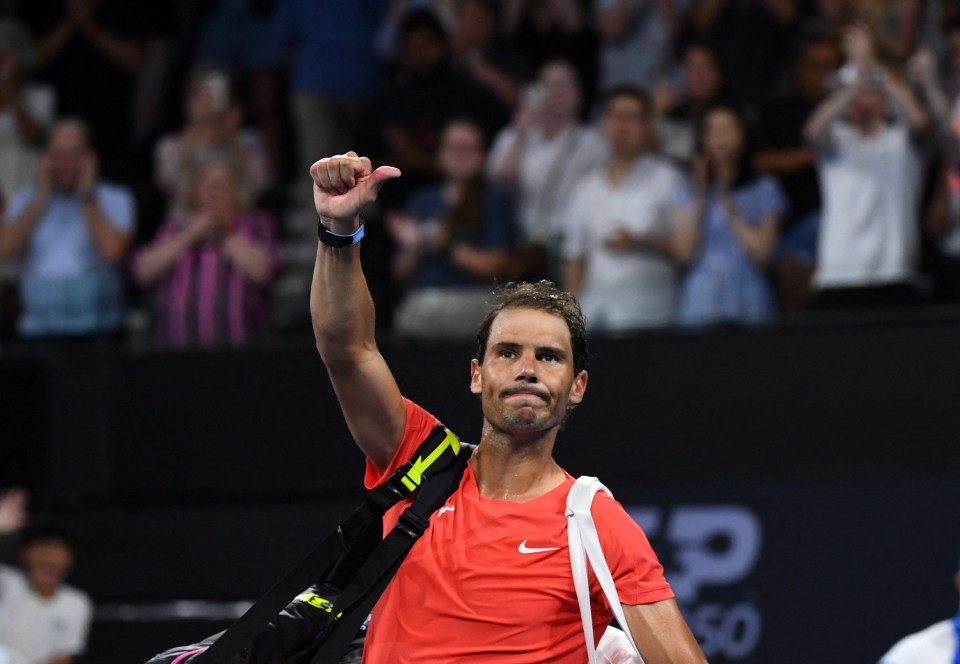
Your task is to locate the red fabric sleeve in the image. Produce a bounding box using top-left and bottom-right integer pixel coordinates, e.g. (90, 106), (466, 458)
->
(591, 492), (674, 605)
(363, 398), (442, 490)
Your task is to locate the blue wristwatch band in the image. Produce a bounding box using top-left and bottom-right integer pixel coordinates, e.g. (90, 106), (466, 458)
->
(318, 216), (365, 248)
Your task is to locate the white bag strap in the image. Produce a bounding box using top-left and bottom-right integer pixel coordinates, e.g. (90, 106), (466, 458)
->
(566, 476), (644, 664)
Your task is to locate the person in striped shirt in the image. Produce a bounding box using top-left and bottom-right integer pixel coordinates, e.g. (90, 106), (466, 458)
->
(133, 156), (281, 347)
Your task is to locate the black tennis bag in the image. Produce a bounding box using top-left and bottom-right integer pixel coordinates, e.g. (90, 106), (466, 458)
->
(146, 426), (471, 664)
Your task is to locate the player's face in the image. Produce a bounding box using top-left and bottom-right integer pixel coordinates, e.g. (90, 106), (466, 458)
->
(470, 308), (587, 437)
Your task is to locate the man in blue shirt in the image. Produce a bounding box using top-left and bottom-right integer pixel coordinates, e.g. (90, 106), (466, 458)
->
(0, 118), (135, 337)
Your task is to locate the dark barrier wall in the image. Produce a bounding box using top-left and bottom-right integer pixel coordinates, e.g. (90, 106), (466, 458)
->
(3, 317), (960, 662)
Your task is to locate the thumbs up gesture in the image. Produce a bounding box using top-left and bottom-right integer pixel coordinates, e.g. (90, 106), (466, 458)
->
(311, 151), (401, 230)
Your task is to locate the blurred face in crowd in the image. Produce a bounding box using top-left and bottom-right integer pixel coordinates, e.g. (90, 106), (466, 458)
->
(439, 121), (486, 183)
(46, 121), (92, 191)
(454, 0), (497, 51)
(847, 87), (886, 133)
(187, 70), (230, 123)
(22, 538), (73, 597)
(684, 46), (723, 103)
(540, 61), (581, 122)
(403, 26), (447, 78)
(601, 93), (651, 158)
(796, 39), (842, 100)
(702, 107), (745, 164)
(193, 161), (241, 217)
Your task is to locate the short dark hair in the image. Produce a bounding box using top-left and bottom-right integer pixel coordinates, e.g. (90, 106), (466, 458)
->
(20, 521), (78, 552)
(475, 281), (588, 374)
(399, 7), (448, 41)
(602, 85), (652, 118)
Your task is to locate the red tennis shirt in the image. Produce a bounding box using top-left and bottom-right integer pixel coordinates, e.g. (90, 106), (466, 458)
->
(361, 399), (673, 663)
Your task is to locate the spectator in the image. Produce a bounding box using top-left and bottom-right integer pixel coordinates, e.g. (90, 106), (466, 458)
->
(274, 0), (389, 190)
(0, 119), (135, 338)
(449, 0), (528, 129)
(877, 557), (960, 663)
(192, 0), (286, 184)
(850, 0), (923, 69)
(655, 42), (726, 169)
(595, 0), (688, 95)
(386, 118), (518, 341)
(22, 0), (149, 182)
(907, 41), (960, 301)
(501, 0), (599, 111)
(0, 20), (55, 205)
(804, 24), (929, 308)
(133, 157), (281, 347)
(689, 0), (799, 118)
(0, 518), (92, 664)
(486, 59), (607, 278)
(674, 105), (787, 326)
(563, 87), (685, 332)
(360, 7), (508, 209)
(153, 65), (271, 212)
(754, 30), (843, 311)
(0, 20), (55, 335)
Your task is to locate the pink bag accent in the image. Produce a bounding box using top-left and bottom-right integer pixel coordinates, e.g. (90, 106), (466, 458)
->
(170, 648), (207, 664)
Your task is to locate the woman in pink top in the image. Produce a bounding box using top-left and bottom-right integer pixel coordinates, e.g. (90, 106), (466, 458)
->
(133, 157), (281, 347)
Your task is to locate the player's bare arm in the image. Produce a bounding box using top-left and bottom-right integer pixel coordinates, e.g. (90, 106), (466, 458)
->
(310, 152), (405, 472)
(623, 599), (709, 664)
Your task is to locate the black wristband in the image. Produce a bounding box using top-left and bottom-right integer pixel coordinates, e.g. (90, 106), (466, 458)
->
(318, 215), (365, 248)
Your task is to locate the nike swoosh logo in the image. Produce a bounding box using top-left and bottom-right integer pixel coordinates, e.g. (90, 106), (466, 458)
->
(518, 539), (561, 554)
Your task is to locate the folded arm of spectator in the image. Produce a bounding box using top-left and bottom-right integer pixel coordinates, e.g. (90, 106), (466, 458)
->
(222, 233), (275, 285)
(132, 214), (217, 285)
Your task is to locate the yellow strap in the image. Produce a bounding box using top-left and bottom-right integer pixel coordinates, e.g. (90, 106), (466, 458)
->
(399, 428), (461, 492)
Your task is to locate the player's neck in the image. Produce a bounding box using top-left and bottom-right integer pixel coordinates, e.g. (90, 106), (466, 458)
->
(472, 429), (566, 502)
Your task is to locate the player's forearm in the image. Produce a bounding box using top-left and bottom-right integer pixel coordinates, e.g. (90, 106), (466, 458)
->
(310, 221), (377, 366)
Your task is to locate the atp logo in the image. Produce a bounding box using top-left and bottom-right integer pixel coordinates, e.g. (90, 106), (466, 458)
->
(627, 505), (763, 660)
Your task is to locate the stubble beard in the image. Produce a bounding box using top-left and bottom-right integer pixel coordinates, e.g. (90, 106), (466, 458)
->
(488, 393), (567, 440)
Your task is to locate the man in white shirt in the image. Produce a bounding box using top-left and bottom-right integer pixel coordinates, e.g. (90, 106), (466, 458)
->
(803, 24), (928, 308)
(562, 86), (684, 331)
(877, 560), (960, 664)
(0, 523), (92, 664)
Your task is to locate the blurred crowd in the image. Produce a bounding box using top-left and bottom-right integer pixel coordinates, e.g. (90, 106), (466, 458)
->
(0, 0), (959, 348)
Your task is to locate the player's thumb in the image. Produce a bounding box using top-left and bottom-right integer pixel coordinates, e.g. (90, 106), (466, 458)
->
(368, 166), (402, 195)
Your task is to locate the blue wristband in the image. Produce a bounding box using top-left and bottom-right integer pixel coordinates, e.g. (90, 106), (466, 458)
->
(318, 216), (365, 248)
